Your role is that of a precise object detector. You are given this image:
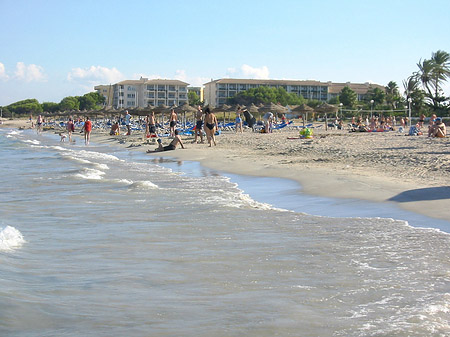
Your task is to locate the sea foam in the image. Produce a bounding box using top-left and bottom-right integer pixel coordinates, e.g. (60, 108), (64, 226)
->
(0, 226), (26, 251)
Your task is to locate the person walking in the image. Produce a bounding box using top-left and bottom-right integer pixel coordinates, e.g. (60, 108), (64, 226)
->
(66, 117), (75, 142)
(125, 110), (131, 135)
(83, 117), (92, 145)
(194, 105), (204, 143)
(204, 107), (218, 147)
(169, 109), (177, 137)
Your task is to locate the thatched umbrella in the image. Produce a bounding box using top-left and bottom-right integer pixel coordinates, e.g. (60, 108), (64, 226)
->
(176, 103), (197, 128)
(292, 104), (314, 126)
(314, 103), (339, 130)
(260, 102), (288, 114)
(315, 103), (338, 114)
(247, 103), (259, 115)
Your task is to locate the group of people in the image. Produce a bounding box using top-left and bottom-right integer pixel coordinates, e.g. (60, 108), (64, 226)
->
(146, 105), (219, 152)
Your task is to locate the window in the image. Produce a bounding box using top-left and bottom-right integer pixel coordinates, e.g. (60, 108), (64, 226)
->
(147, 92), (155, 98)
(147, 100), (155, 106)
(158, 92), (166, 98)
(157, 100), (165, 106)
(168, 93), (175, 99)
(239, 84), (247, 90)
(168, 85), (176, 91)
(179, 94), (186, 99)
(158, 85), (165, 91)
(147, 85), (155, 90)
(127, 93), (135, 98)
(127, 86), (135, 91)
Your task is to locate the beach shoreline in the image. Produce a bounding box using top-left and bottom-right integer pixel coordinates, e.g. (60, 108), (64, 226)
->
(2, 117), (450, 222)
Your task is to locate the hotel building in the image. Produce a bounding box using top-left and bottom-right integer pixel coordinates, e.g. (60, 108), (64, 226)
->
(203, 78), (384, 107)
(95, 78), (189, 109)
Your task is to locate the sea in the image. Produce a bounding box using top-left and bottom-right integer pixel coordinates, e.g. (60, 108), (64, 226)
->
(1, 128), (449, 337)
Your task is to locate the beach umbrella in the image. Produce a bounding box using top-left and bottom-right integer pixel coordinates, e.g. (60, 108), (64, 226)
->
(292, 104), (313, 114)
(315, 103), (338, 114)
(247, 103), (259, 114)
(292, 104), (314, 126)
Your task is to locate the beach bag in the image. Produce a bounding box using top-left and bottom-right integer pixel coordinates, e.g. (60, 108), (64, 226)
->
(300, 127), (313, 139)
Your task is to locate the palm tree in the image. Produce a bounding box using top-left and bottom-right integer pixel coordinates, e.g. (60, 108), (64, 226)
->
(385, 81), (400, 109)
(430, 50), (450, 103)
(414, 50), (450, 111)
(403, 75), (426, 116)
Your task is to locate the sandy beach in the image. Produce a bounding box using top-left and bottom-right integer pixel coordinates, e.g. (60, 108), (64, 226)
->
(3, 117), (450, 222)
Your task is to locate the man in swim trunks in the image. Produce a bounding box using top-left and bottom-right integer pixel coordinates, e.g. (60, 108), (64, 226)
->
(194, 105), (204, 143)
(169, 109), (177, 137)
(146, 129), (185, 153)
(428, 117), (446, 138)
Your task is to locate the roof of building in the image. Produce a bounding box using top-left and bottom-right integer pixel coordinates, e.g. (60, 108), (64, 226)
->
(116, 78), (189, 86)
(328, 82), (385, 94)
(204, 78), (385, 94)
(204, 78), (326, 86)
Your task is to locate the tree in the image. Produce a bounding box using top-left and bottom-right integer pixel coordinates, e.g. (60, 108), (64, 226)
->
(385, 81), (401, 109)
(339, 86), (357, 108)
(366, 87), (385, 107)
(42, 102), (59, 113)
(188, 91), (202, 106)
(7, 99), (43, 115)
(403, 75), (427, 116)
(59, 96), (80, 111)
(414, 50), (450, 112)
(228, 87), (305, 106)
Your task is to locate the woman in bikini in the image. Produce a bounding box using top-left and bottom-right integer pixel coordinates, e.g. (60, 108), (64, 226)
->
(204, 107), (218, 147)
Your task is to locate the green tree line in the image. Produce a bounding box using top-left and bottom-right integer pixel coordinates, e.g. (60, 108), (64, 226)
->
(1, 92), (105, 117)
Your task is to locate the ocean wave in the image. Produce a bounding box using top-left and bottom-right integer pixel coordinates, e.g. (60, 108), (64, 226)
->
(74, 168), (106, 180)
(129, 180), (159, 190)
(23, 139), (41, 145)
(0, 226), (26, 252)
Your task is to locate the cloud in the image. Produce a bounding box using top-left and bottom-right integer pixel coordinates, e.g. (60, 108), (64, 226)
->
(241, 64), (269, 79)
(14, 62), (46, 82)
(67, 65), (124, 84)
(226, 64), (270, 79)
(0, 62), (8, 80)
(174, 69), (187, 82)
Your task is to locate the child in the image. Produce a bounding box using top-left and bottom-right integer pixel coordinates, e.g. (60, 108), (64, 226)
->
(59, 133), (66, 142)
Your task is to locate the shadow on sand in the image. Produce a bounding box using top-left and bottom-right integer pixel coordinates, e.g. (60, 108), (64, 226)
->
(388, 186), (450, 202)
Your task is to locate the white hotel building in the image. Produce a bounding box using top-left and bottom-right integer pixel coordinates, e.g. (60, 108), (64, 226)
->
(203, 78), (383, 107)
(95, 78), (189, 109)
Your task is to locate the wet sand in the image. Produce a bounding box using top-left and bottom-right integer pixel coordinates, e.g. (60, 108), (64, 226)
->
(3, 117), (450, 222)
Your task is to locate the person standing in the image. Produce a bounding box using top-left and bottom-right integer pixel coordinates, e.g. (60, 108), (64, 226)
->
(263, 111), (273, 133)
(148, 111), (157, 138)
(66, 117), (75, 142)
(204, 107), (218, 147)
(169, 108), (177, 137)
(125, 110), (131, 135)
(36, 115), (43, 133)
(83, 117), (92, 145)
(194, 105), (204, 143)
(235, 108), (243, 134)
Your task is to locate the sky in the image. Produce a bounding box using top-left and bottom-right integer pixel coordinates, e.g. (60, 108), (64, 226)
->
(0, 0), (449, 106)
